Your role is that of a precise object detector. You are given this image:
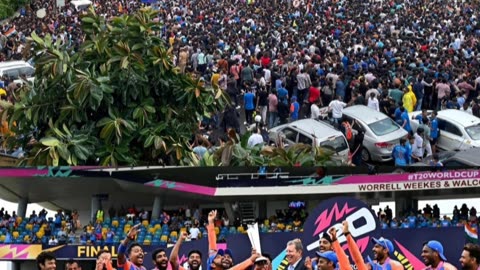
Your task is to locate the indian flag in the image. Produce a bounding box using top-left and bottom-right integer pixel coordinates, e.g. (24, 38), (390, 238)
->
(465, 224), (478, 243)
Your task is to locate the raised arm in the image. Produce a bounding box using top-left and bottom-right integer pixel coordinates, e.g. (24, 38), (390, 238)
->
(228, 247), (260, 270)
(170, 231), (188, 270)
(329, 227), (352, 270)
(343, 221), (368, 270)
(208, 210), (218, 256)
(118, 224), (141, 267)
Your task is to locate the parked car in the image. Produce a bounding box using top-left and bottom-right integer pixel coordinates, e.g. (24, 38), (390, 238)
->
(268, 119), (350, 163)
(413, 149), (480, 167)
(409, 109), (480, 151)
(0, 61), (35, 85)
(340, 105), (408, 162)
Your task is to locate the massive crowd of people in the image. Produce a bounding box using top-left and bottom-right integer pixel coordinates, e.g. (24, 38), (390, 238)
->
(2, 0), (480, 162)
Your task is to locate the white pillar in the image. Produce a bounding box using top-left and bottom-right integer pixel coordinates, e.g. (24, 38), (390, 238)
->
(17, 197), (28, 218)
(91, 196), (100, 222)
(152, 196), (162, 220)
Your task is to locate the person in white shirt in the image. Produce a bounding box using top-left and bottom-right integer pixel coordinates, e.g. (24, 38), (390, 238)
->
(248, 127), (265, 148)
(412, 127), (424, 162)
(310, 99), (322, 120)
(328, 95), (347, 125)
(189, 224), (200, 240)
(367, 92), (380, 111)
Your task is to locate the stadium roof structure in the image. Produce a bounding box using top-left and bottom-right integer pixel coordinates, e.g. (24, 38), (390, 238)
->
(0, 166), (479, 211)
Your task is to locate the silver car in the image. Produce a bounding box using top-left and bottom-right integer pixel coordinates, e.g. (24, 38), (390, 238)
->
(409, 109), (480, 151)
(268, 119), (350, 163)
(341, 105), (408, 162)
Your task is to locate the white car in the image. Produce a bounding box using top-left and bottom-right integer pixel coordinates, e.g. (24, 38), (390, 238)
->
(0, 61), (35, 85)
(268, 119), (350, 164)
(410, 109), (480, 151)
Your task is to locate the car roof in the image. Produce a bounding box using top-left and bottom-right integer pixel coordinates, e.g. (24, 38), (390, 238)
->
(0, 61), (32, 70)
(437, 109), (480, 127)
(448, 148), (480, 165)
(343, 105), (388, 124)
(277, 119), (343, 139)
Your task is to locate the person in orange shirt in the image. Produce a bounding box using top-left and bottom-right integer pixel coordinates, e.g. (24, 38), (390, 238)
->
(421, 240), (457, 270)
(340, 221), (404, 270)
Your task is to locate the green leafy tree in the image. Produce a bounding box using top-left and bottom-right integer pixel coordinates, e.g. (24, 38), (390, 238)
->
(0, 7), (229, 166)
(186, 131), (342, 167)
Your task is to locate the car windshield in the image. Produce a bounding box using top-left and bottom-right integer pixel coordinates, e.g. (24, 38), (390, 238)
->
(465, 124), (480, 140)
(320, 136), (348, 152)
(368, 118), (400, 136)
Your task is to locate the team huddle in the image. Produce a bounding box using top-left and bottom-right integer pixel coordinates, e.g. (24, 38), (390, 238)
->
(35, 211), (476, 270)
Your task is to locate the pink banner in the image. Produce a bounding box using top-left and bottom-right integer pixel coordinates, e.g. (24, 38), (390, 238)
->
(144, 179), (216, 196)
(334, 169), (480, 184)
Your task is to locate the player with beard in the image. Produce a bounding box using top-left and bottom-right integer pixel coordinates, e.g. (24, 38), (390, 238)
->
(340, 221), (403, 270)
(421, 240), (457, 270)
(460, 243), (480, 270)
(206, 209), (260, 270)
(170, 231), (203, 270)
(118, 224), (147, 270)
(152, 249), (169, 270)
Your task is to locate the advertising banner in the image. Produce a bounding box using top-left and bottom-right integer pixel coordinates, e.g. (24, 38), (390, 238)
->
(0, 198), (467, 270)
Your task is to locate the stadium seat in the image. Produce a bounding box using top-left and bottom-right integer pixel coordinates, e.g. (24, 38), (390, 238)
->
(170, 231), (177, 238)
(180, 227), (187, 234)
(25, 223), (33, 231)
(214, 227), (220, 235)
(229, 227), (237, 234)
(143, 239), (151, 245)
(160, 235), (168, 242)
(112, 220), (119, 228)
(0, 235), (5, 242)
(142, 220), (149, 227)
(16, 217), (22, 224)
(12, 231), (19, 239)
(148, 226), (156, 234)
(237, 226), (245, 233)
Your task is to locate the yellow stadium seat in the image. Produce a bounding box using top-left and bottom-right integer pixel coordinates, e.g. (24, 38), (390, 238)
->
(237, 226), (245, 233)
(0, 235), (5, 242)
(12, 231), (19, 239)
(102, 228), (108, 234)
(112, 220), (119, 227)
(142, 220), (149, 227)
(36, 231), (44, 238)
(170, 231), (177, 238)
(23, 235), (30, 242)
(148, 227), (156, 234)
(16, 217), (22, 224)
(180, 227), (187, 233)
(154, 224), (161, 230)
(160, 235), (168, 242)
(25, 224), (33, 231)
(124, 225), (131, 234)
(61, 221), (66, 227)
(214, 227), (220, 235)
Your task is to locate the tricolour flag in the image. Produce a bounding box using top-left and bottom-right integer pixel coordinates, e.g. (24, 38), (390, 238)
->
(465, 224), (478, 243)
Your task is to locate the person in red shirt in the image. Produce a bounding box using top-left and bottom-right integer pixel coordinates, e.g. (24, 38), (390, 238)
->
(308, 80), (322, 117)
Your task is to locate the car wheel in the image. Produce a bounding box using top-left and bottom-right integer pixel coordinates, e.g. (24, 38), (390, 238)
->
(392, 168), (406, 174)
(361, 147), (371, 162)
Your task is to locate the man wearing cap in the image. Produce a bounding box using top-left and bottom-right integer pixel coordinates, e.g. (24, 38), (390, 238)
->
(305, 250), (338, 270)
(206, 210), (260, 270)
(421, 240), (457, 270)
(341, 221), (404, 270)
(460, 243), (480, 270)
(254, 254), (272, 270)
